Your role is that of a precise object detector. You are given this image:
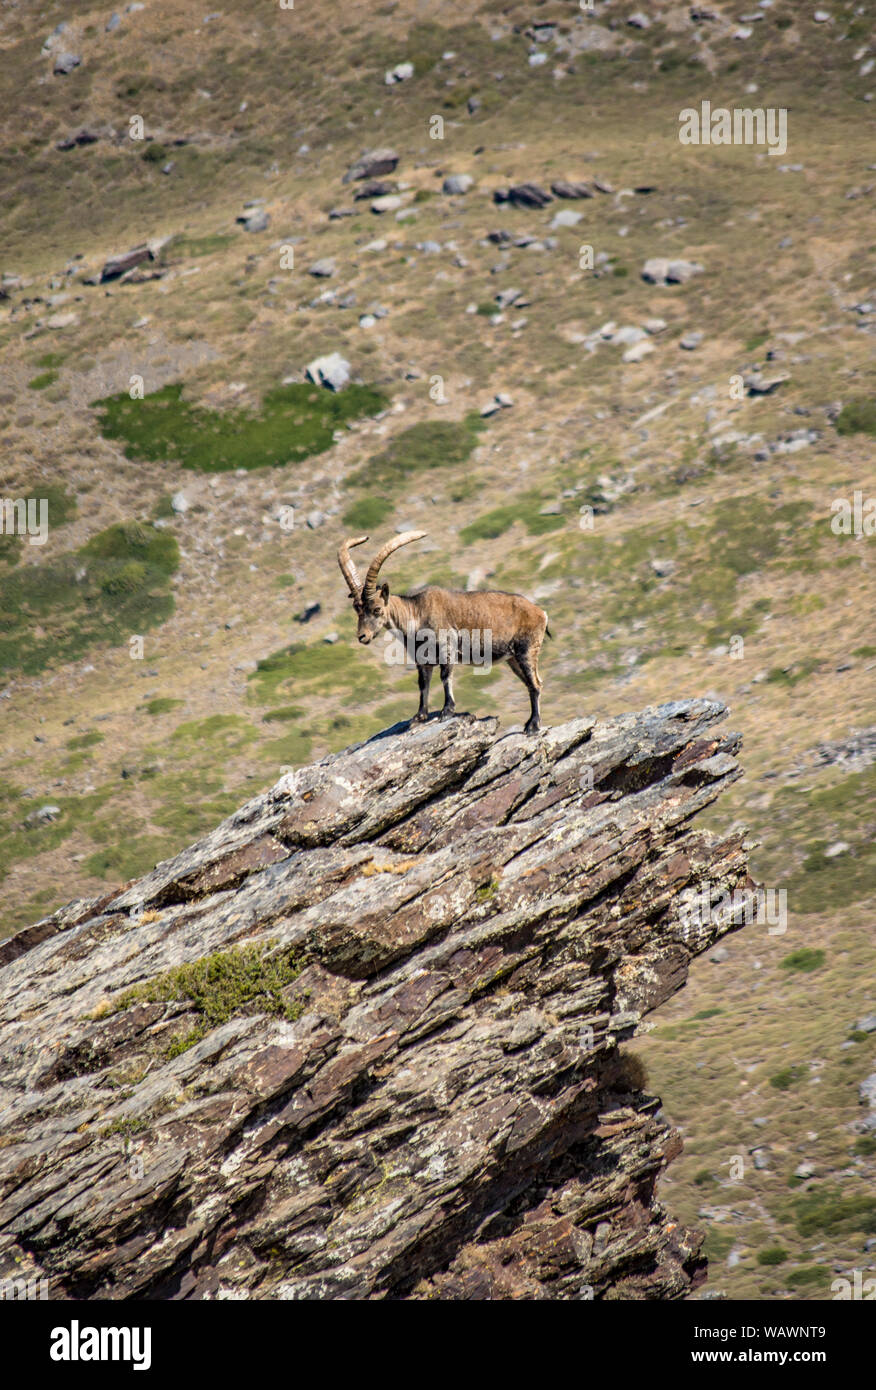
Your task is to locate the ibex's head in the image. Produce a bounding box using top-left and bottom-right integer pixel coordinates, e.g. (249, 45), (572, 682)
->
(337, 531), (427, 645)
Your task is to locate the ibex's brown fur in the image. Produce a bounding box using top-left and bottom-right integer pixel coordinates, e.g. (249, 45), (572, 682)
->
(338, 532), (550, 733)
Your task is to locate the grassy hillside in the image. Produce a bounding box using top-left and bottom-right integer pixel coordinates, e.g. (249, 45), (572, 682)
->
(0, 0), (873, 1299)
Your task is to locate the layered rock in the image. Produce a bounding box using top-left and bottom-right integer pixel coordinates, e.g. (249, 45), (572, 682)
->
(0, 700), (751, 1300)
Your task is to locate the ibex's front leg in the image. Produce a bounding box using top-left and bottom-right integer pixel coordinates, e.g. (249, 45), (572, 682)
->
(411, 663), (434, 724)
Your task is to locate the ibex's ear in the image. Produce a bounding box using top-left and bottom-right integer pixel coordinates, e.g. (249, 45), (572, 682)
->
(379, 582), (390, 603)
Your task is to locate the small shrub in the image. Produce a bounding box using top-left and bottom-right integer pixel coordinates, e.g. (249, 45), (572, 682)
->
(779, 948), (825, 973)
(757, 1247), (788, 1266)
(835, 399), (876, 437)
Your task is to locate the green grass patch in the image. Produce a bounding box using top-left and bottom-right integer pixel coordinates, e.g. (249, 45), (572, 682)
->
(262, 704), (305, 723)
(92, 381), (388, 472)
(779, 948), (825, 973)
(66, 731), (104, 750)
(784, 1266), (828, 1290)
(793, 1187), (876, 1238)
(166, 231), (237, 258)
(0, 519), (178, 677)
(460, 497), (566, 543)
(114, 942), (306, 1055)
(756, 1246), (788, 1266)
(342, 495), (394, 530)
(835, 398), (876, 437)
(141, 696), (183, 715)
(28, 370), (58, 391)
(349, 414), (485, 492)
(770, 1064), (805, 1091)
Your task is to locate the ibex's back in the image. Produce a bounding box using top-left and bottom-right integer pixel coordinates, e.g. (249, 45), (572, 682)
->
(402, 586), (548, 657)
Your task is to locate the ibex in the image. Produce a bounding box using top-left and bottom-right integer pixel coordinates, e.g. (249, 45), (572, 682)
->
(338, 531), (550, 733)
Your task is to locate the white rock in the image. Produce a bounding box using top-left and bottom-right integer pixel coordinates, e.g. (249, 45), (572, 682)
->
(551, 208), (583, 228)
(171, 491), (189, 513)
(623, 340), (654, 363)
(371, 194), (402, 214)
(305, 352), (351, 391)
(385, 61), (414, 84)
(442, 174), (473, 195)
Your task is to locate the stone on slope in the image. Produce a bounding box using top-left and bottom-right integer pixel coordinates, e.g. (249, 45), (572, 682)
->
(642, 258), (705, 285)
(304, 352), (351, 391)
(343, 148), (399, 183)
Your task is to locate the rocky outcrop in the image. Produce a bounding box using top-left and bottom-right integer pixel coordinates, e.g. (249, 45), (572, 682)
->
(0, 700), (751, 1300)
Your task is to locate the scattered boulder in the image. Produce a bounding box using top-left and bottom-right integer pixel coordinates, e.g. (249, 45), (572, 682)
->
(98, 245), (154, 282)
(551, 208), (583, 228)
(494, 183), (553, 209)
(296, 601), (321, 623)
(641, 258), (704, 285)
(495, 286), (524, 310)
(24, 805), (61, 827)
(627, 12), (651, 28)
(305, 352), (351, 391)
(53, 52), (82, 75)
(551, 180), (594, 199)
(353, 179), (396, 200)
(171, 492), (189, 515)
(371, 194), (403, 214)
(236, 208), (269, 233)
(56, 128), (100, 150)
(856, 1015), (876, 1034)
(306, 510), (326, 530)
(680, 331), (704, 350)
(442, 174), (474, 195)
(307, 258), (336, 278)
(743, 371), (789, 396)
(343, 148), (399, 183)
(623, 340), (654, 363)
(385, 61), (414, 85)
(479, 393), (514, 417)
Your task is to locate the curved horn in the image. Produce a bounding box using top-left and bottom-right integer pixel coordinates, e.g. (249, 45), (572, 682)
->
(338, 535), (369, 601)
(362, 530), (427, 600)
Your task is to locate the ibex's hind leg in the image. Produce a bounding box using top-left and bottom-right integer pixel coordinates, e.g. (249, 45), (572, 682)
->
(509, 647), (543, 735)
(411, 663), (434, 724)
(439, 662), (456, 719)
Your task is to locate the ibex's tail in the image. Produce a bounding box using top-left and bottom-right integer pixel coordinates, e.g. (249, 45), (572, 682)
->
(545, 625), (553, 640)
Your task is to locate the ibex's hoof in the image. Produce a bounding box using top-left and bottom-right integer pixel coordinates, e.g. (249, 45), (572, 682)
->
(410, 712), (429, 725)
(439, 705), (456, 721)
(523, 719), (542, 735)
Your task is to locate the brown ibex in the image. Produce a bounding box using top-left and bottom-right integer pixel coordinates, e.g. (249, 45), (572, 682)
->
(338, 531), (550, 733)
